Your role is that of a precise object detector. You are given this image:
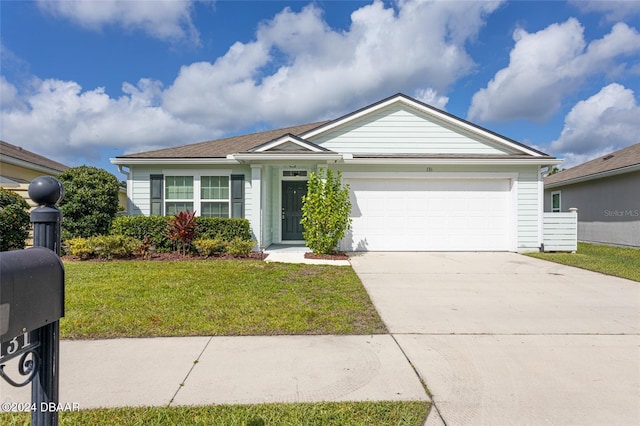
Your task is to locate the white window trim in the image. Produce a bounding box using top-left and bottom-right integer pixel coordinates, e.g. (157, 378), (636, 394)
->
(163, 170), (232, 217)
(551, 190), (561, 213)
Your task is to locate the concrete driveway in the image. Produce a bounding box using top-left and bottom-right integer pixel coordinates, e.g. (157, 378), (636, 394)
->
(350, 252), (640, 426)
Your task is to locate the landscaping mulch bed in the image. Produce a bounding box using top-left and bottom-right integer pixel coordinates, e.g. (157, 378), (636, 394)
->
(62, 251), (269, 262)
(304, 251), (349, 260)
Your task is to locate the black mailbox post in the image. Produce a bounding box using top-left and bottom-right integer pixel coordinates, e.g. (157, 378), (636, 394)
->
(0, 176), (65, 426)
(0, 248), (64, 345)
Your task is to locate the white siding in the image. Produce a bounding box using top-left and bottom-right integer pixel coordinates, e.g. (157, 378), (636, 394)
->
(129, 166), (156, 215)
(516, 168), (542, 252)
(310, 104), (514, 155)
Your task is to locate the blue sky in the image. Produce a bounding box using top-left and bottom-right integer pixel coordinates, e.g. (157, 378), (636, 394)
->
(1, 0), (639, 178)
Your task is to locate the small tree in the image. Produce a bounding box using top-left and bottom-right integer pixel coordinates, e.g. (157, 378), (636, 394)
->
(301, 169), (352, 255)
(0, 188), (31, 251)
(57, 166), (120, 240)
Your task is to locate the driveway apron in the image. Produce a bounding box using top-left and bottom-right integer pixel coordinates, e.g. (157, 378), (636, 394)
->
(350, 252), (640, 426)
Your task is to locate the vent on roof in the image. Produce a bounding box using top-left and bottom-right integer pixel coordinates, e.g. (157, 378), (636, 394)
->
(603, 154), (614, 160)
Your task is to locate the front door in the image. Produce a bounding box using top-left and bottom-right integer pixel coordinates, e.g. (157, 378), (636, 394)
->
(282, 180), (307, 240)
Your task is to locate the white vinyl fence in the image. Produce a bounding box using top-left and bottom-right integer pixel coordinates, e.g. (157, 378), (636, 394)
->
(542, 208), (578, 252)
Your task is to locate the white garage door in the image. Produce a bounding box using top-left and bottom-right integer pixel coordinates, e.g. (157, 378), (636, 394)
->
(345, 178), (512, 251)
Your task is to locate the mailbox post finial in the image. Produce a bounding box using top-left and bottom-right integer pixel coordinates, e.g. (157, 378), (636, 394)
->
(28, 176), (64, 207)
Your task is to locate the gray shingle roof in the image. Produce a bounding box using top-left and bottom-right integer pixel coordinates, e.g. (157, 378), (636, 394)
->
(545, 143), (640, 185)
(0, 140), (69, 173)
(118, 122), (329, 159)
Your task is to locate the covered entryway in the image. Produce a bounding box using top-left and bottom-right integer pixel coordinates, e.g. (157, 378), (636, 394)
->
(345, 177), (513, 251)
(281, 180), (307, 240)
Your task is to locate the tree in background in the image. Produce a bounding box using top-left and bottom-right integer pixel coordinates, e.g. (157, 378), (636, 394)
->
(301, 169), (352, 255)
(0, 188), (31, 251)
(57, 166), (120, 240)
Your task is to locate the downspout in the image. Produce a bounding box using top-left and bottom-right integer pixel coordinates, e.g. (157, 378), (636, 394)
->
(538, 165), (544, 252)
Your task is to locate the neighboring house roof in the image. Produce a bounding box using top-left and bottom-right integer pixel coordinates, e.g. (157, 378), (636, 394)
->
(113, 93), (558, 166)
(545, 143), (640, 188)
(0, 140), (69, 175)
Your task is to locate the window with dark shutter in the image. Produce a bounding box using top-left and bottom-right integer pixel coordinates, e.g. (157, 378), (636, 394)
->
(150, 174), (163, 216)
(231, 174), (244, 218)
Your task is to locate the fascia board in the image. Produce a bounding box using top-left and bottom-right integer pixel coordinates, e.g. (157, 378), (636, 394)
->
(230, 153), (343, 161)
(300, 96), (401, 139)
(110, 157), (238, 165)
(344, 157), (563, 166)
(545, 164), (640, 189)
(0, 155), (66, 175)
(252, 135), (326, 152)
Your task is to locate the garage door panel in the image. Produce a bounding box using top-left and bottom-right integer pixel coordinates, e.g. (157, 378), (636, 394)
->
(345, 178), (512, 251)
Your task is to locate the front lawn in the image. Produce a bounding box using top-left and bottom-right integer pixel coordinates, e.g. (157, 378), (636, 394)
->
(526, 242), (640, 282)
(61, 259), (387, 339)
(0, 401), (430, 426)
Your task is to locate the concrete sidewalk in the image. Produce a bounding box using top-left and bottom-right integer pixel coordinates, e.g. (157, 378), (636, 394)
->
(1, 335), (428, 409)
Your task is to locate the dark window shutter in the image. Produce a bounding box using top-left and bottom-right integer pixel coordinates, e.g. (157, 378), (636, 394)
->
(150, 174), (163, 216)
(231, 174), (244, 218)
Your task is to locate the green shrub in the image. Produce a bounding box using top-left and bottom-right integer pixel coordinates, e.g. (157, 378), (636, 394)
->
(111, 216), (172, 252)
(57, 166), (120, 240)
(93, 235), (141, 259)
(193, 237), (228, 256)
(0, 188), (31, 251)
(112, 216), (251, 254)
(196, 217), (251, 241)
(67, 235), (141, 260)
(67, 237), (93, 259)
(301, 169), (352, 255)
(226, 237), (256, 258)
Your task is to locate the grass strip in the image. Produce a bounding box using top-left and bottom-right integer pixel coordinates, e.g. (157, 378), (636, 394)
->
(0, 401), (429, 426)
(61, 260), (387, 339)
(526, 242), (639, 282)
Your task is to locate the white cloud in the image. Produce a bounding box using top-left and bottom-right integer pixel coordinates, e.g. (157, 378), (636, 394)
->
(413, 88), (449, 110)
(163, 0), (502, 128)
(0, 77), (212, 165)
(570, 0), (640, 21)
(550, 83), (640, 167)
(37, 0), (200, 43)
(0, 76), (19, 109)
(1, 0), (502, 166)
(468, 19), (640, 122)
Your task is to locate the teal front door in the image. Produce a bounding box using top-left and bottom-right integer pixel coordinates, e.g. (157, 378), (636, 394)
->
(282, 181), (307, 240)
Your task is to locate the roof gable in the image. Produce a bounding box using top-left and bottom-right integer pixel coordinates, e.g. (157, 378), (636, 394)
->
(248, 134), (330, 153)
(302, 94), (546, 157)
(545, 143), (640, 187)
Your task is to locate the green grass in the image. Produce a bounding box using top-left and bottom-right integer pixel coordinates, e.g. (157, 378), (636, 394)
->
(0, 401), (430, 426)
(60, 260), (387, 339)
(526, 242), (640, 282)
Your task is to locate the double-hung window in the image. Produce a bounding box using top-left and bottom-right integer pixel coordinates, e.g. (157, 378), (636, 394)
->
(165, 176), (194, 216)
(155, 172), (242, 218)
(201, 176), (229, 217)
